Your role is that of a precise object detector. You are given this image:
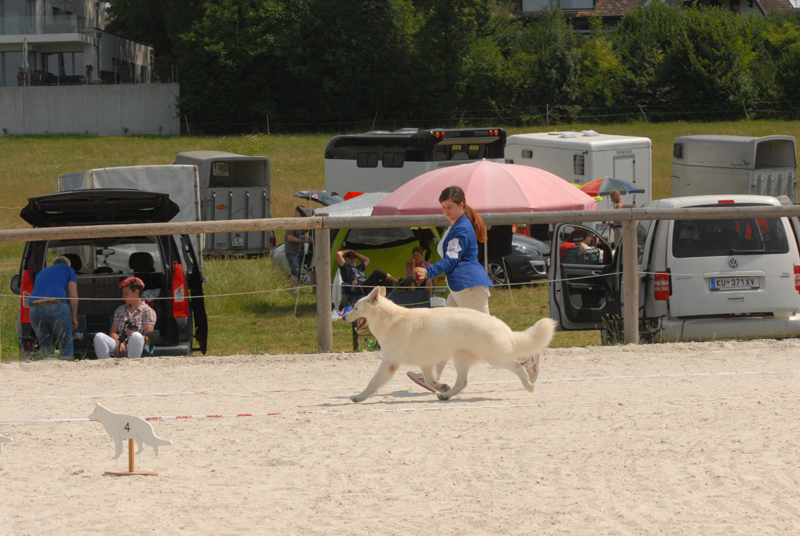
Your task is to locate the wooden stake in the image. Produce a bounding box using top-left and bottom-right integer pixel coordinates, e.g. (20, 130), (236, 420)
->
(104, 438), (158, 477)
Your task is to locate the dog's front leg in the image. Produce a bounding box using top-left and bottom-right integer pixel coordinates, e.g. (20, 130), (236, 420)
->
(420, 365), (450, 393)
(438, 352), (478, 400)
(111, 436), (123, 460)
(350, 360), (397, 403)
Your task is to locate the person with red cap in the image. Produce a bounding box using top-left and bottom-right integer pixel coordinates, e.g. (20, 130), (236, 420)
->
(93, 276), (156, 359)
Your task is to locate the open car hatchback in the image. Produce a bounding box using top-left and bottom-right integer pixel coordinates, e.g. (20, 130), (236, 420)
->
(11, 189), (208, 358)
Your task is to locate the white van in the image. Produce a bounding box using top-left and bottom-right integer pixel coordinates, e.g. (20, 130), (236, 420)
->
(549, 194), (800, 343)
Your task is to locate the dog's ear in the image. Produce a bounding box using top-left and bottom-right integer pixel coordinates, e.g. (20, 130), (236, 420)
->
(367, 286), (380, 302)
(378, 286), (386, 298)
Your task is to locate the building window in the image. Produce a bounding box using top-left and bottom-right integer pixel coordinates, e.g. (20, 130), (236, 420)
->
(522, 150), (533, 159)
(573, 155), (585, 176)
(0, 50), (23, 87)
(673, 143), (683, 159)
(382, 153), (404, 168)
(357, 153), (379, 168)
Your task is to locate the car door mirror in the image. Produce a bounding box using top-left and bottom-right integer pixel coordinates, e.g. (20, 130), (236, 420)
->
(10, 274), (20, 295)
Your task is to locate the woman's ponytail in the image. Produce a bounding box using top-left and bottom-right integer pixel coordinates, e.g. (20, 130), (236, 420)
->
(464, 205), (487, 243)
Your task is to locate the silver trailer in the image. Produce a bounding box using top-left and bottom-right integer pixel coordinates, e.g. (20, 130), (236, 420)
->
(671, 135), (798, 203)
(173, 151), (275, 256)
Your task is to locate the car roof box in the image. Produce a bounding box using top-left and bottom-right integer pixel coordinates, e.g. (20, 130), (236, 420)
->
(20, 189), (180, 228)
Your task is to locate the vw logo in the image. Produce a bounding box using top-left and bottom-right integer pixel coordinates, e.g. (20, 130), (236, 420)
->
(728, 258), (739, 269)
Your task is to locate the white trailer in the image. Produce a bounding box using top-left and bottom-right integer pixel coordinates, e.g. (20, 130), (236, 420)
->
(58, 165), (203, 268)
(174, 151), (275, 256)
(670, 135), (797, 203)
(504, 131), (653, 208)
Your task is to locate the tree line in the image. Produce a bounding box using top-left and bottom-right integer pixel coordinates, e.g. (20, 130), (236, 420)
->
(106, 0), (800, 133)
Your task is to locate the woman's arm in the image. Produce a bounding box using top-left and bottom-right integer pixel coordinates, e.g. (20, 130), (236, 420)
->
(425, 228), (468, 280)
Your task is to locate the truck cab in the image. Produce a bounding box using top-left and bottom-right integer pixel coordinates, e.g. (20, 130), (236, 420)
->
(549, 195), (800, 343)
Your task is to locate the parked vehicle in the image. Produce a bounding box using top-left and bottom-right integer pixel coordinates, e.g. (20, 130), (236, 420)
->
(59, 165), (203, 268)
(325, 127), (505, 195)
(504, 131), (652, 207)
(173, 151), (276, 256)
(11, 189), (208, 357)
(671, 135), (797, 202)
(485, 234), (550, 285)
(549, 194), (800, 343)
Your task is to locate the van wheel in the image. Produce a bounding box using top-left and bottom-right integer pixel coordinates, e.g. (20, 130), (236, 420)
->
(300, 265), (312, 286)
(487, 262), (508, 285)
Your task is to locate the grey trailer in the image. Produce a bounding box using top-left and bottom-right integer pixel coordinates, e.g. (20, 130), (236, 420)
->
(173, 151), (276, 256)
(671, 135), (798, 202)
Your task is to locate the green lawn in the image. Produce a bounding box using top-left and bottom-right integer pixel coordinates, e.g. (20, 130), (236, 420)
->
(1, 120), (797, 358)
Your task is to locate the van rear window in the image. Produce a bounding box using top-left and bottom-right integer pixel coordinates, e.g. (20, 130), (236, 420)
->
(672, 217), (789, 258)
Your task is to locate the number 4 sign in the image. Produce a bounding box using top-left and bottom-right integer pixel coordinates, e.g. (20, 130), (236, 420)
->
(88, 403), (172, 477)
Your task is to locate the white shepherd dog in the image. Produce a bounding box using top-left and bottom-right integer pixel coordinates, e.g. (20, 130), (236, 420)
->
(344, 287), (556, 402)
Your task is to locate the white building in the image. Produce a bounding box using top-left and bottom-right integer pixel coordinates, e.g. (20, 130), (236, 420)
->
(0, 0), (179, 135)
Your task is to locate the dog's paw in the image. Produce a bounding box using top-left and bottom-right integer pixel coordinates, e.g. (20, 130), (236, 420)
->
(349, 395), (362, 403)
(437, 393), (450, 401)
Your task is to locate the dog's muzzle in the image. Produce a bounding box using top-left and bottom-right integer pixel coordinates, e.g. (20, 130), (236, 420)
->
(343, 310), (368, 333)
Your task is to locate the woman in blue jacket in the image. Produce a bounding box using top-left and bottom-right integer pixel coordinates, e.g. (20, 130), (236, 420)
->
(407, 185), (494, 390)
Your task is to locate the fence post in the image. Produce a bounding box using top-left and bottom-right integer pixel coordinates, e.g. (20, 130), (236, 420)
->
(315, 215), (333, 353)
(622, 219), (639, 344)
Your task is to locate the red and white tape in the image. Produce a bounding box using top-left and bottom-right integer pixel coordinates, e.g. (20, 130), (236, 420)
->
(0, 394), (792, 426)
(2, 370), (795, 403)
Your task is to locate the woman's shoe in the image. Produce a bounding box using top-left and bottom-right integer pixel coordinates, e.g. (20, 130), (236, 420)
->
(406, 371), (436, 393)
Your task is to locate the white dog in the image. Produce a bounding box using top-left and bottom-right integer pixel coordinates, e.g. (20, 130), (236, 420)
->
(344, 287), (556, 402)
(88, 403), (172, 459)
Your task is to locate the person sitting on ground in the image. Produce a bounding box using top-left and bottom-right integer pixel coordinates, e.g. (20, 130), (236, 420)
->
(399, 246), (434, 295)
(336, 249), (400, 295)
(28, 255), (79, 360)
(93, 277), (156, 359)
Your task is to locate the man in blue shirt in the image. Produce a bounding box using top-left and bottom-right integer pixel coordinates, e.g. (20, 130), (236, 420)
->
(28, 256), (78, 360)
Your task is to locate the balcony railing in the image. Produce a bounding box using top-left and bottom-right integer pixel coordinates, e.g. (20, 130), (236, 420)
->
(6, 65), (178, 87)
(0, 14), (93, 36)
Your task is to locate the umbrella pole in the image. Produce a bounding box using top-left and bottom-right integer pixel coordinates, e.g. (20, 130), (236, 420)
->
(502, 257), (515, 309)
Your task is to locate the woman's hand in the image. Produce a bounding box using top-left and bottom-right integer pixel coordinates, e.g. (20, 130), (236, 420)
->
(414, 267), (427, 281)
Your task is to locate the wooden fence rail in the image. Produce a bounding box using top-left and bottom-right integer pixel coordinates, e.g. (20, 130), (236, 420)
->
(4, 203), (800, 353)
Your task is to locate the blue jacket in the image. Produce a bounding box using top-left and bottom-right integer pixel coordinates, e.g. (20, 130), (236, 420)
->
(426, 213), (493, 292)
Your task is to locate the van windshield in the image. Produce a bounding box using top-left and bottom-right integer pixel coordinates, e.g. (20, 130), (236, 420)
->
(672, 217), (789, 258)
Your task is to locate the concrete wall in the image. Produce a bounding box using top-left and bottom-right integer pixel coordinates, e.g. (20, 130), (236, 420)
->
(0, 83), (179, 135)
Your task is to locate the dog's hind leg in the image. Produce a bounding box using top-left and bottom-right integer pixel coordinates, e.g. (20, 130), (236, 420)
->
(350, 360), (397, 403)
(437, 352), (478, 401)
(499, 361), (535, 392)
(134, 436), (144, 455)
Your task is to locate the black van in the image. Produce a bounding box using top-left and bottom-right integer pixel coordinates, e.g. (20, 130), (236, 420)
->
(10, 189), (208, 357)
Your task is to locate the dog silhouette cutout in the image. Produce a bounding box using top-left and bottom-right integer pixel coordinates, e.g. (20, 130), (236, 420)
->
(0, 434), (12, 452)
(88, 403), (172, 459)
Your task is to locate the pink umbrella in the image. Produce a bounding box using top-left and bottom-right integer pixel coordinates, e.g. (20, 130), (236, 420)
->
(372, 160), (597, 215)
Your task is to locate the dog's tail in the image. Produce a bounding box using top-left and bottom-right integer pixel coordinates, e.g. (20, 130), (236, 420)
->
(512, 318), (557, 357)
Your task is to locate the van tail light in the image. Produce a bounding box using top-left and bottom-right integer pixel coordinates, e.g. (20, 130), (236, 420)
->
(654, 271), (671, 300)
(794, 266), (800, 294)
(269, 234), (276, 247)
(20, 267), (34, 324)
(171, 261), (189, 318)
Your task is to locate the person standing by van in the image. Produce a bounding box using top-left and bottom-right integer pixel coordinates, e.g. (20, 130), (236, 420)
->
(407, 186), (500, 390)
(28, 255), (79, 360)
(285, 206), (314, 294)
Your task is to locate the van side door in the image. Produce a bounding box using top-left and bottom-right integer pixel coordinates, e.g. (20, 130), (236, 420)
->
(548, 225), (617, 330)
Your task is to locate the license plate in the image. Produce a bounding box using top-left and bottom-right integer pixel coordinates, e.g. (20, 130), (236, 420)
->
(232, 237), (244, 247)
(710, 277), (759, 290)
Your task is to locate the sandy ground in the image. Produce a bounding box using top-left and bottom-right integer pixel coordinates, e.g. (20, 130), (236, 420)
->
(0, 339), (799, 536)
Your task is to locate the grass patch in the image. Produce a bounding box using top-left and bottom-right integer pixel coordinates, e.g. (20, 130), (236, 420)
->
(0, 119), (794, 358)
